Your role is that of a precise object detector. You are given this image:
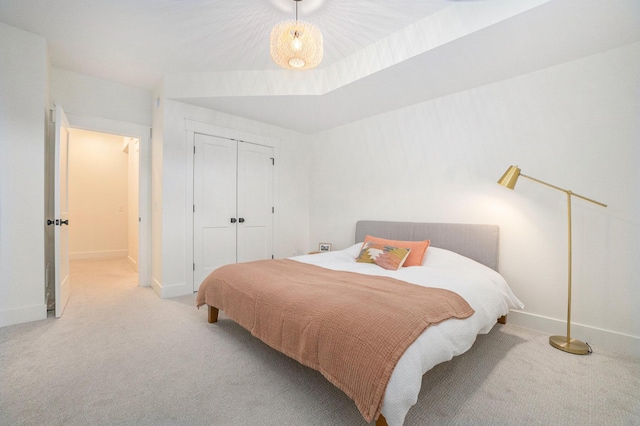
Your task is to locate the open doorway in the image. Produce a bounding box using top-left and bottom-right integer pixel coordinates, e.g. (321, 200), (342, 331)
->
(47, 128), (140, 310)
(45, 109), (151, 315)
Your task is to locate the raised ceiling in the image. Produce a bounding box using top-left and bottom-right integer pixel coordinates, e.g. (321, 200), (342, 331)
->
(1, 0), (639, 133)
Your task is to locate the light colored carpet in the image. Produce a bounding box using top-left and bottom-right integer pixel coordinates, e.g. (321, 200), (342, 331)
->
(0, 258), (638, 426)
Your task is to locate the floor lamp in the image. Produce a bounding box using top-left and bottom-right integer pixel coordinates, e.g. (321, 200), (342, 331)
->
(497, 165), (607, 355)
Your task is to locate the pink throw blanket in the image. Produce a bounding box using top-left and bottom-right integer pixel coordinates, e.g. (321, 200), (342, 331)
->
(196, 259), (474, 422)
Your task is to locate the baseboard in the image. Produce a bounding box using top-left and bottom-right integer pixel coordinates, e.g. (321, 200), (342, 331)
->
(0, 303), (47, 328)
(150, 278), (191, 299)
(70, 250), (128, 260)
(508, 310), (640, 359)
(127, 256), (138, 272)
(151, 277), (162, 298)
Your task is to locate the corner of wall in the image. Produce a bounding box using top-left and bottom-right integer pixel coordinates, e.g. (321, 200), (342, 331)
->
(150, 278), (192, 299)
(507, 310), (640, 359)
(0, 304), (47, 328)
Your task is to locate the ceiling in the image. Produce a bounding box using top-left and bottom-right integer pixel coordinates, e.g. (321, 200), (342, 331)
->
(1, 0), (639, 133)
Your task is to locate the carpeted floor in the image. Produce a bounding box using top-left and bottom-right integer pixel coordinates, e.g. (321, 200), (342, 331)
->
(0, 258), (638, 426)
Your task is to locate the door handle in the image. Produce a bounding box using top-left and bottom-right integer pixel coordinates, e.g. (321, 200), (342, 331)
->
(60, 220), (69, 226)
(230, 218), (237, 223)
(238, 218), (245, 223)
(47, 219), (55, 226)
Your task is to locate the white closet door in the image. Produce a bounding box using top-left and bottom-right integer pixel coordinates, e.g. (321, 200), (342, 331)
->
(237, 142), (274, 263)
(193, 134), (237, 290)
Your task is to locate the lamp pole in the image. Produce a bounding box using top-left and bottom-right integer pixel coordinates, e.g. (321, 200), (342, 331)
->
(566, 191), (573, 345)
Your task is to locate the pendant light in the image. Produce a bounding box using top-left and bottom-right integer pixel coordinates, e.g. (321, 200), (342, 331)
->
(270, 0), (323, 70)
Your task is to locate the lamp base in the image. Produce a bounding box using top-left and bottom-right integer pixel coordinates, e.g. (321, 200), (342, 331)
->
(549, 335), (590, 355)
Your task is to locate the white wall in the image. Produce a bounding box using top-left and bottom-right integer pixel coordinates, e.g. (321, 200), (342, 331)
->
(51, 68), (152, 127)
(151, 98), (310, 298)
(308, 42), (640, 356)
(0, 23), (48, 326)
(67, 129), (129, 260)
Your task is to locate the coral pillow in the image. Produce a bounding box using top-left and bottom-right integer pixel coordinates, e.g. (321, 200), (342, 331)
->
(355, 242), (412, 270)
(362, 236), (430, 267)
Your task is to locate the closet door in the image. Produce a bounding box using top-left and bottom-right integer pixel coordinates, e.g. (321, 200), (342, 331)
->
(193, 134), (237, 288)
(237, 142), (274, 263)
(193, 135), (274, 291)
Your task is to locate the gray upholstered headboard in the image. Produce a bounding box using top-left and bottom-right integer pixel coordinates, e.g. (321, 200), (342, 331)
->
(355, 221), (500, 271)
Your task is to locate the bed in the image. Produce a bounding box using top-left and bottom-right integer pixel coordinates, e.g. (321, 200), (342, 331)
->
(196, 221), (523, 425)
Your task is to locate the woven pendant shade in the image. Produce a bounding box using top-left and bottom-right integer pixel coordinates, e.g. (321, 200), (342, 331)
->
(270, 20), (323, 70)
(270, 1), (323, 70)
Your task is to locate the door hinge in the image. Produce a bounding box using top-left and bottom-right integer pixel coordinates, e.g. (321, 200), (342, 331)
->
(272, 255), (274, 259)
(272, 206), (274, 213)
(193, 204), (195, 212)
(193, 263), (195, 271)
(270, 157), (274, 165)
(193, 146), (196, 154)
(150, 128), (153, 139)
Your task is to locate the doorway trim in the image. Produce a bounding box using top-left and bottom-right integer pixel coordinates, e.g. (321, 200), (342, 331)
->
(65, 112), (151, 287)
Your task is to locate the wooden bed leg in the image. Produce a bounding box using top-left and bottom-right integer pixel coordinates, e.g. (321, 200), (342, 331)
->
(497, 315), (507, 324)
(208, 305), (219, 323)
(375, 414), (389, 426)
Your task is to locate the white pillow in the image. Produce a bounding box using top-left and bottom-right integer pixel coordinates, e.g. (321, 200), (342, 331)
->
(422, 247), (524, 310)
(343, 242), (364, 258)
(421, 246), (454, 266)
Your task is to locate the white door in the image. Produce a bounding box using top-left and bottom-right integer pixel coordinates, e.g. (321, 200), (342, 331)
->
(54, 104), (71, 317)
(237, 143), (274, 263)
(192, 135), (274, 291)
(193, 134), (238, 289)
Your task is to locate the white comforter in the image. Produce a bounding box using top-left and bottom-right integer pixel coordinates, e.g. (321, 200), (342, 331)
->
(292, 244), (523, 426)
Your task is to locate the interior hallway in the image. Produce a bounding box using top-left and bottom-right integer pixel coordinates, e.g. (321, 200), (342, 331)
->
(71, 258), (137, 291)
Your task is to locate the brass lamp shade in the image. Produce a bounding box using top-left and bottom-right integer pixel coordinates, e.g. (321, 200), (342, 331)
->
(497, 165), (521, 189)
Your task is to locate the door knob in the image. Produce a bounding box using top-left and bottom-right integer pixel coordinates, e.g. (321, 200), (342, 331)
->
(238, 218), (245, 223)
(60, 220), (69, 226)
(230, 218), (237, 223)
